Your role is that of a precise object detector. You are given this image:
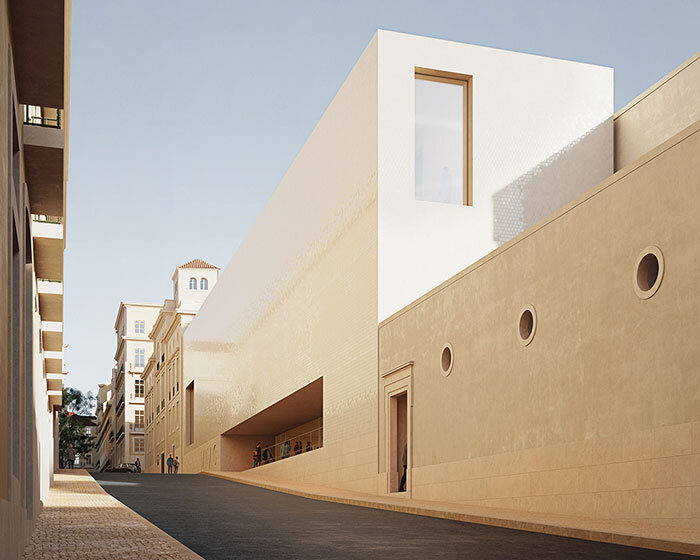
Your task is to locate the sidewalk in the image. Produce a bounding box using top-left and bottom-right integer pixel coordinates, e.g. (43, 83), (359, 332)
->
(22, 470), (203, 560)
(205, 470), (700, 557)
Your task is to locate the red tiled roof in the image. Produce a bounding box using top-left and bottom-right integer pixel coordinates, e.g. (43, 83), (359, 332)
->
(177, 258), (219, 270)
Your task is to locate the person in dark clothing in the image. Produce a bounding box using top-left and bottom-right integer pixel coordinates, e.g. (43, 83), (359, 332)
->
(399, 443), (408, 492)
(293, 441), (299, 455)
(262, 447), (273, 464)
(66, 444), (76, 469)
(167, 454), (174, 474)
(305, 441), (312, 453)
(254, 442), (262, 467)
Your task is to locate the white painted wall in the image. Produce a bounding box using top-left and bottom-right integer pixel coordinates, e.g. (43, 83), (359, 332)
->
(175, 268), (219, 310)
(377, 31), (614, 320)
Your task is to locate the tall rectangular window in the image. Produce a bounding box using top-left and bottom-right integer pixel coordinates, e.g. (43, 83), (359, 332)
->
(135, 410), (144, 428)
(134, 320), (145, 334)
(134, 348), (145, 368)
(415, 68), (472, 205)
(133, 438), (144, 453)
(134, 379), (144, 398)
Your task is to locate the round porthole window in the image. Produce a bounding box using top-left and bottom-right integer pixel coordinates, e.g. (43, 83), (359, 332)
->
(634, 246), (664, 299)
(518, 305), (537, 346)
(440, 343), (454, 376)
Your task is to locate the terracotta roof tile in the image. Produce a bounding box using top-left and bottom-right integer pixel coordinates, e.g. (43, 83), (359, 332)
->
(177, 258), (219, 270)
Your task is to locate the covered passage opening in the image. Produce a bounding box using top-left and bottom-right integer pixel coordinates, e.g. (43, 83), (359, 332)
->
(221, 377), (323, 472)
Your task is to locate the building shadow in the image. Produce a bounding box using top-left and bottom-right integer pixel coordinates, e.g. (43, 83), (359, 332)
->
(493, 118), (612, 246)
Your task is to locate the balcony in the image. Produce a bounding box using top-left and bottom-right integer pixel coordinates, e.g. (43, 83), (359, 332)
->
(10, 1), (67, 110)
(48, 389), (62, 410)
(33, 215), (64, 282)
(115, 394), (125, 415)
(23, 107), (65, 217)
(41, 320), (63, 352)
(114, 363), (125, 388)
(115, 425), (124, 442)
(37, 278), (62, 322)
(46, 371), (64, 393)
(129, 422), (144, 434)
(44, 349), (63, 376)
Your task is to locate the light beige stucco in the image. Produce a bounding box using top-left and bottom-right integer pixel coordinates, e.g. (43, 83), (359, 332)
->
(379, 121), (700, 529)
(614, 50), (700, 170)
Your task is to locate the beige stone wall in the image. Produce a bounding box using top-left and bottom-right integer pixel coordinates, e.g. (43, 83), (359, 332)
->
(183, 36), (379, 493)
(614, 51), (700, 170)
(379, 122), (700, 529)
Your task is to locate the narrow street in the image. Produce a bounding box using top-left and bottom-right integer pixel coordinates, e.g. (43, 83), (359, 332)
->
(91, 472), (694, 560)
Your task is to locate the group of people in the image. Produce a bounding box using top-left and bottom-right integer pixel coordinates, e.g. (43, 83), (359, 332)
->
(252, 439), (314, 467)
(166, 454), (180, 474)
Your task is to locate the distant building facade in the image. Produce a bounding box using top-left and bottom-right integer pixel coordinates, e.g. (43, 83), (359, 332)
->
(143, 259), (219, 473)
(110, 303), (160, 466)
(94, 382), (113, 471)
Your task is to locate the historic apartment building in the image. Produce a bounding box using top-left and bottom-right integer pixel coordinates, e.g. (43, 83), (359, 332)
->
(0, 1), (72, 558)
(109, 302), (160, 467)
(94, 381), (113, 472)
(180, 31), (699, 535)
(143, 259), (219, 473)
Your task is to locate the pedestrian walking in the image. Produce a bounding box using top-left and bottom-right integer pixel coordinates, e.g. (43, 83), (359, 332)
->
(174, 457), (179, 474)
(135, 457), (141, 473)
(66, 444), (76, 469)
(167, 454), (174, 474)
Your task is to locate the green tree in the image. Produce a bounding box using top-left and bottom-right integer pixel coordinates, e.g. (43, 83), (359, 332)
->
(58, 387), (96, 468)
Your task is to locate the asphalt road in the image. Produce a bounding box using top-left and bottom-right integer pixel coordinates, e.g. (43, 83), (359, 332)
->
(91, 473), (692, 560)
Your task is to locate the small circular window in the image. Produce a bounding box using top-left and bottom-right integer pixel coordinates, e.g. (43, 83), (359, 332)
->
(440, 344), (454, 376)
(518, 305), (537, 346)
(634, 246), (664, 299)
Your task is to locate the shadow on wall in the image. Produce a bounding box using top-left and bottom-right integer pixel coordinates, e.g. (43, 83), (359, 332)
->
(493, 118), (612, 246)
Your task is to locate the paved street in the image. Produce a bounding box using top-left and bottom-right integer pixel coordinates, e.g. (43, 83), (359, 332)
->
(92, 472), (693, 560)
(22, 471), (201, 560)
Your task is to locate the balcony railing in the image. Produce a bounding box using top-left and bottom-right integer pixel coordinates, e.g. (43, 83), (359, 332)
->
(129, 422), (144, 434)
(32, 214), (62, 224)
(115, 394), (125, 415)
(252, 427), (323, 469)
(23, 105), (61, 129)
(115, 425), (124, 441)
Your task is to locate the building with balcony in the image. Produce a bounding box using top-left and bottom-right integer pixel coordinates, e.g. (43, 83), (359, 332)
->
(0, 1), (72, 558)
(94, 382), (113, 472)
(109, 302), (160, 467)
(181, 30), (700, 535)
(143, 259), (219, 473)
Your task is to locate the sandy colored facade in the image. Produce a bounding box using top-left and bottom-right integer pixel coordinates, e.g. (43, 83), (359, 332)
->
(379, 121), (700, 528)
(109, 302), (160, 468)
(0, 1), (72, 558)
(94, 382), (113, 472)
(180, 32), (699, 537)
(143, 260), (219, 473)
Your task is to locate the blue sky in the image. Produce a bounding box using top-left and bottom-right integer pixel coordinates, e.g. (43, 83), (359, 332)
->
(64, 0), (700, 396)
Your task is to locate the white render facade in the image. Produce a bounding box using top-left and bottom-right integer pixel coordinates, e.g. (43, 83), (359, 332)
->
(181, 30), (614, 488)
(110, 302), (160, 467)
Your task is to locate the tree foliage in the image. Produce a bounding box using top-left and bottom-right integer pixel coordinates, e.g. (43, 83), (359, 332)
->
(58, 387), (96, 467)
